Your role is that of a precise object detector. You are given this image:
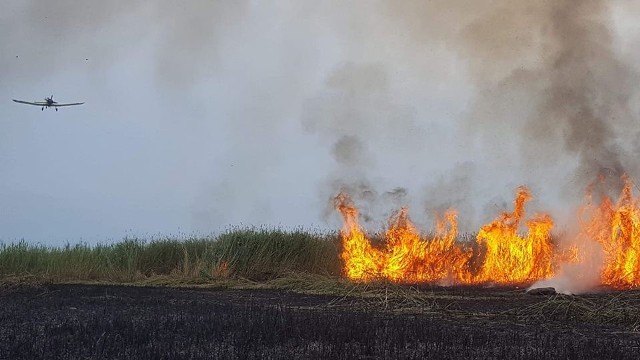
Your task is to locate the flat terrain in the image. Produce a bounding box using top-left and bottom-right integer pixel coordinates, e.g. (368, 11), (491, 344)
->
(0, 283), (639, 359)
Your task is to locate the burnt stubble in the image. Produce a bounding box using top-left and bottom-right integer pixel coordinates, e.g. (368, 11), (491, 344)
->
(0, 284), (638, 359)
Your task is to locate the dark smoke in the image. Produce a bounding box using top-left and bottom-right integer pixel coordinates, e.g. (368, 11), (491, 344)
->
(331, 135), (370, 167)
(525, 1), (637, 197)
(313, 1), (640, 231)
(386, 0), (640, 293)
(390, 0), (640, 199)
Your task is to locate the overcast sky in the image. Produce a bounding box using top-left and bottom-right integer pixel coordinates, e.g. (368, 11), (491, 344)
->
(2, 1), (640, 245)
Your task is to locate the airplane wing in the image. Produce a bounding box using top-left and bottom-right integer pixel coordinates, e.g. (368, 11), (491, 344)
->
(52, 102), (84, 107)
(13, 99), (48, 106)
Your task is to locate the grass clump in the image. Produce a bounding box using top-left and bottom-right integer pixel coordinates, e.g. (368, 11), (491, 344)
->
(511, 291), (640, 328)
(0, 228), (341, 284)
(212, 228), (341, 279)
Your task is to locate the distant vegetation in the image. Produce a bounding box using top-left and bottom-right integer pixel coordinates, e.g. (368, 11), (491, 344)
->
(0, 229), (342, 284)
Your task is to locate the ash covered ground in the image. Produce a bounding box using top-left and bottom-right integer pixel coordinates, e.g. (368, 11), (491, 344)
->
(0, 284), (639, 359)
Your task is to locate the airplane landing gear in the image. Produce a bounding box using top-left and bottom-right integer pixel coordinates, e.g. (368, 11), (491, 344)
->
(41, 107), (44, 111)
(55, 108), (58, 111)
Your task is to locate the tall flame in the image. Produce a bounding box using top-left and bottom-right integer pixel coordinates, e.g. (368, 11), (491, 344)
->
(335, 186), (551, 285)
(580, 176), (640, 288)
(383, 208), (472, 284)
(334, 194), (471, 283)
(335, 178), (640, 289)
(474, 186), (554, 284)
(334, 194), (386, 280)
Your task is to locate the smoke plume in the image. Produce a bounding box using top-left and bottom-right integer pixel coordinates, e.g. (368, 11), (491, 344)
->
(391, 0), (639, 197)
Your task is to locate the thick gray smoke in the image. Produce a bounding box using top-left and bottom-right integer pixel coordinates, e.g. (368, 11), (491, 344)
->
(387, 1), (640, 293)
(389, 1), (640, 199)
(305, 1), (640, 232)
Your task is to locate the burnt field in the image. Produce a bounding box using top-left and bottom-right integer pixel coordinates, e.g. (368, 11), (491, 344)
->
(0, 284), (639, 359)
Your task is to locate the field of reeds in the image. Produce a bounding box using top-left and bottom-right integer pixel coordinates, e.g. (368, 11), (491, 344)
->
(0, 228), (342, 284)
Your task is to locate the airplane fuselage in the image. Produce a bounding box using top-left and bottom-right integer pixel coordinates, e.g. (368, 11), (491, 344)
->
(44, 97), (57, 107)
(39, 97), (59, 110)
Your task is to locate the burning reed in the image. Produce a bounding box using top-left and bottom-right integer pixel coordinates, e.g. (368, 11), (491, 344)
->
(335, 176), (640, 290)
(3, 178), (640, 292)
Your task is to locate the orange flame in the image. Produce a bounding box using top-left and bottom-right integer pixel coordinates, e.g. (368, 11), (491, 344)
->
(333, 193), (385, 280)
(334, 194), (471, 283)
(335, 186), (552, 285)
(580, 176), (640, 288)
(335, 178), (640, 288)
(474, 186), (555, 284)
(384, 208), (472, 284)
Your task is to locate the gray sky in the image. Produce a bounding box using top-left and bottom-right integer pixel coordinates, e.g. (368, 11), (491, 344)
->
(2, 1), (640, 245)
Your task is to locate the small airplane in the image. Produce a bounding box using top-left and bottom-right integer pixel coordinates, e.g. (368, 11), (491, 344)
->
(13, 95), (84, 111)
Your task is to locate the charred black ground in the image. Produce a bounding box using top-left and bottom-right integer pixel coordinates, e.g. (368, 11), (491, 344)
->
(0, 284), (639, 359)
